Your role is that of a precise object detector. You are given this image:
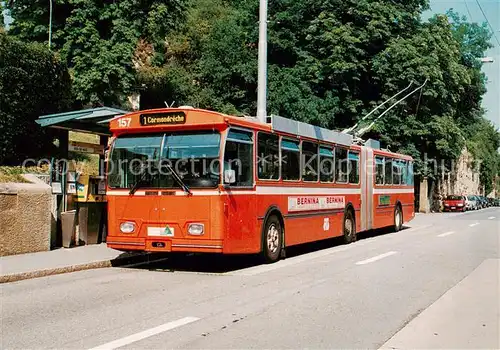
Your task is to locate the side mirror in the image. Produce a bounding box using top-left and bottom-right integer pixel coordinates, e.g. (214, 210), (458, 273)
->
(224, 169), (236, 184)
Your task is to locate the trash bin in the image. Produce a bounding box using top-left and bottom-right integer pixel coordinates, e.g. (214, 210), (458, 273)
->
(61, 210), (76, 248)
(77, 203), (106, 244)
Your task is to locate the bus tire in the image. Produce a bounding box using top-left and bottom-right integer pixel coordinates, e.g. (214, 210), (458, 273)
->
(343, 210), (356, 244)
(261, 215), (282, 263)
(394, 205), (403, 232)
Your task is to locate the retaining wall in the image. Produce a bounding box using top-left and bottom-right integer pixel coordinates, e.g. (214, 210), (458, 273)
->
(0, 175), (54, 256)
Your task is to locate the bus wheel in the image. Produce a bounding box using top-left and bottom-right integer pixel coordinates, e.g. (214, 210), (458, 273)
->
(343, 210), (356, 244)
(262, 215), (282, 263)
(394, 206), (403, 232)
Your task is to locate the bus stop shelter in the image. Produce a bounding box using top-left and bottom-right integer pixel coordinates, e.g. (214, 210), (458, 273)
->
(36, 107), (128, 247)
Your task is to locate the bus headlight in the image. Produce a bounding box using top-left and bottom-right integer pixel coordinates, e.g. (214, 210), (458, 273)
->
(120, 222), (136, 233)
(188, 223), (204, 235)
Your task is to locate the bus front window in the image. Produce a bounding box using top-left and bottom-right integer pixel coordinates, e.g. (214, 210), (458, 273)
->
(108, 131), (221, 189)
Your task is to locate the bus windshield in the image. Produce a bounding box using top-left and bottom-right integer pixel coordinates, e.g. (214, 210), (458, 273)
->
(108, 131), (221, 189)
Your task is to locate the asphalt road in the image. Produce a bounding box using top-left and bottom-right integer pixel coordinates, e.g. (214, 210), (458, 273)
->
(2, 208), (499, 349)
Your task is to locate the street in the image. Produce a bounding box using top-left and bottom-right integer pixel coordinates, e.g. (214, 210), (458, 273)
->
(2, 208), (499, 349)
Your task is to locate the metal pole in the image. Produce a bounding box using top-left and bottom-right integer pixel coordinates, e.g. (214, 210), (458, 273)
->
(48, 0), (53, 49)
(256, 0), (268, 123)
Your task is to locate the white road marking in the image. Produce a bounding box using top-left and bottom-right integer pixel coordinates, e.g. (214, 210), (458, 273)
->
(437, 231), (455, 238)
(355, 251), (398, 265)
(469, 223), (480, 227)
(88, 317), (200, 350)
(488, 216), (495, 220)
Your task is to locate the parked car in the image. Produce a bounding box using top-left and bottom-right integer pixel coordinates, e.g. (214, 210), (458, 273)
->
(466, 195), (479, 211)
(487, 197), (495, 207)
(479, 196), (489, 208)
(443, 195), (467, 212)
(473, 195), (485, 209)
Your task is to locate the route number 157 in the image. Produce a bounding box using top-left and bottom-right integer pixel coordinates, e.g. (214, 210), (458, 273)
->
(118, 118), (131, 127)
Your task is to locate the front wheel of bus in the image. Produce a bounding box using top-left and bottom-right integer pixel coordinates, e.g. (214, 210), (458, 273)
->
(262, 215), (282, 263)
(343, 210), (356, 244)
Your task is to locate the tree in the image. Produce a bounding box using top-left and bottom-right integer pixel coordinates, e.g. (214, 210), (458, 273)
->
(467, 118), (500, 195)
(6, 0), (187, 107)
(0, 2), (4, 29)
(0, 32), (72, 164)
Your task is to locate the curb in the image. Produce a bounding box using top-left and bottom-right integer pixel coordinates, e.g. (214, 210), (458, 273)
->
(0, 253), (167, 284)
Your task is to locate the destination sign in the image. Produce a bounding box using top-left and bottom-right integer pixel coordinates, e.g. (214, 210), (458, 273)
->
(140, 112), (186, 126)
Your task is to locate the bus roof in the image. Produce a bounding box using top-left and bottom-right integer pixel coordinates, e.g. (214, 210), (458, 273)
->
(109, 107), (272, 134)
(110, 107), (411, 160)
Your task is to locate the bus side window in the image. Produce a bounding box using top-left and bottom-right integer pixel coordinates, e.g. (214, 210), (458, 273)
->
(392, 160), (401, 185)
(335, 148), (348, 183)
(302, 141), (318, 182)
(320, 146), (334, 183)
(348, 151), (360, 184)
(257, 132), (279, 180)
(385, 158), (393, 185)
(281, 139), (300, 181)
(375, 156), (384, 185)
(407, 161), (414, 185)
(400, 160), (407, 185)
(224, 129), (254, 187)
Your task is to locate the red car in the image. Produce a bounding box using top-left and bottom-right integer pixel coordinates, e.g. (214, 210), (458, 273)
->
(443, 195), (466, 212)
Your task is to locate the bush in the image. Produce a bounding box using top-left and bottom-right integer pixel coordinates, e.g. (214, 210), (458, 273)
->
(0, 32), (72, 165)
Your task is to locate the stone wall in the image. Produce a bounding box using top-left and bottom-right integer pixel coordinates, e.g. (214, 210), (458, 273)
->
(435, 147), (480, 199)
(421, 147), (481, 213)
(0, 175), (54, 256)
(451, 147), (481, 196)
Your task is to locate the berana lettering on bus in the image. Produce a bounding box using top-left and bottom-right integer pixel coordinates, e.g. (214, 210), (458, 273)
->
(297, 197), (320, 205)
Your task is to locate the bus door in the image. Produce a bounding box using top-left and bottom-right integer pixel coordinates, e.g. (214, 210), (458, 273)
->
(360, 147), (374, 231)
(222, 129), (257, 253)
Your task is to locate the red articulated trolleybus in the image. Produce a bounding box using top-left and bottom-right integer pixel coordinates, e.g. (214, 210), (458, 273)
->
(106, 107), (414, 262)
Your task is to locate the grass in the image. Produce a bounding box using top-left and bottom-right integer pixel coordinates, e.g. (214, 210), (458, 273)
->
(0, 165), (50, 183)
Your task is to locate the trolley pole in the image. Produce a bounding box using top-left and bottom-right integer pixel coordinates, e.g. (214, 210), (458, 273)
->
(256, 0), (268, 124)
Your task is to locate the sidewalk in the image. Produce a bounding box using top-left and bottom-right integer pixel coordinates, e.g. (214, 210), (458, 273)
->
(381, 259), (500, 349)
(0, 244), (164, 283)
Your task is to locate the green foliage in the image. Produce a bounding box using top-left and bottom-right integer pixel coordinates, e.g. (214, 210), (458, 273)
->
(6, 0), (187, 107)
(0, 32), (72, 164)
(466, 119), (500, 195)
(370, 16), (469, 175)
(0, 3), (4, 29)
(4, 0), (498, 190)
(446, 10), (493, 69)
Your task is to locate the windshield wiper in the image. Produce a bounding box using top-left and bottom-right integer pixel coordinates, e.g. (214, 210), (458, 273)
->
(129, 162), (153, 195)
(163, 161), (192, 196)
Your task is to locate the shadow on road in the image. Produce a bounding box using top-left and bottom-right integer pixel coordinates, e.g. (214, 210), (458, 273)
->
(124, 225), (409, 274)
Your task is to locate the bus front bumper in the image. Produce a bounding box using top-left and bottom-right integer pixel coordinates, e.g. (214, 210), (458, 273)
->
(107, 237), (224, 253)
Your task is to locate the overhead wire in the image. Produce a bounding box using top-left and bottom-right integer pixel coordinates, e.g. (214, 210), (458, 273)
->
(474, 0), (500, 46)
(463, 0), (473, 21)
